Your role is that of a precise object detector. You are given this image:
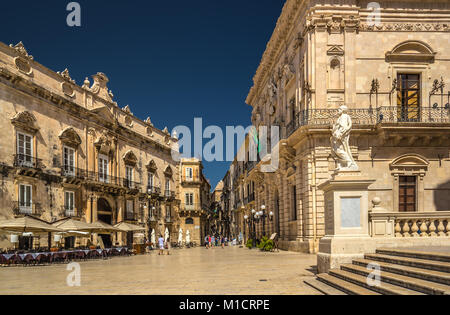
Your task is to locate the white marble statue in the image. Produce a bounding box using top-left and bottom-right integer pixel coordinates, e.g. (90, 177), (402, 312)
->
(331, 106), (358, 171)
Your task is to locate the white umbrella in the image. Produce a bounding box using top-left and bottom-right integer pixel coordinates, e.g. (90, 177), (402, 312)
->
(186, 230), (191, 245)
(164, 227), (169, 242)
(151, 229), (156, 246)
(178, 228), (183, 244)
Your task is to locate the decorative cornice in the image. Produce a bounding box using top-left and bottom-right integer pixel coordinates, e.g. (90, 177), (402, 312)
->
(359, 22), (450, 32)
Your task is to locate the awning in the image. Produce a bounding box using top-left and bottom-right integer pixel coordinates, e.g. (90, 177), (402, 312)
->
(0, 216), (63, 233)
(114, 222), (146, 232)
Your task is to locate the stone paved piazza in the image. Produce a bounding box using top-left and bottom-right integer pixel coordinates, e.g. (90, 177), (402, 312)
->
(0, 247), (319, 295)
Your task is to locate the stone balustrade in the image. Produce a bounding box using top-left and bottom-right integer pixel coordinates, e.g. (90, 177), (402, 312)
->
(369, 211), (450, 238)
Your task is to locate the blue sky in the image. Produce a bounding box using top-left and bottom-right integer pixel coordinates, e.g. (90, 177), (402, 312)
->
(1, 0), (284, 190)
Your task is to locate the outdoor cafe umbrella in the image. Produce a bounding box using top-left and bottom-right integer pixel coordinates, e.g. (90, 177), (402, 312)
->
(186, 230), (190, 245)
(91, 220), (124, 233)
(0, 216), (63, 233)
(114, 222), (146, 232)
(151, 229), (156, 246)
(52, 218), (99, 233)
(178, 228), (183, 245)
(164, 227), (170, 242)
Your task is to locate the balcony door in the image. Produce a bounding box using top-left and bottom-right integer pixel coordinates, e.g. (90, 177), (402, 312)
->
(399, 176), (417, 212)
(397, 74), (421, 122)
(19, 184), (32, 214)
(17, 132), (33, 167)
(63, 146), (75, 176)
(98, 154), (109, 183)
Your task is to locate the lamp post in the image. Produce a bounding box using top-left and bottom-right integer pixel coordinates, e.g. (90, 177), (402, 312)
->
(255, 205), (273, 237)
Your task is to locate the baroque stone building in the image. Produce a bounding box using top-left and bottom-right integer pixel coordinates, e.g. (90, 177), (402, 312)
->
(222, 0), (450, 253)
(0, 41), (182, 249)
(178, 158), (211, 245)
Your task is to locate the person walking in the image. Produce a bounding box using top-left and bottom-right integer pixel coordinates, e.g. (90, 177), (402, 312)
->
(208, 235), (212, 249)
(221, 236), (225, 249)
(205, 235), (209, 249)
(166, 236), (171, 255)
(158, 235), (164, 255)
(211, 235), (215, 248)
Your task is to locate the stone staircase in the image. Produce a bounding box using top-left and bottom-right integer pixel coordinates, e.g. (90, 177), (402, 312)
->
(305, 248), (450, 295)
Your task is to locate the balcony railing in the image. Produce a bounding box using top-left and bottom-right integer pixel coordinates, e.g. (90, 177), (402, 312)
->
(61, 165), (86, 179)
(123, 178), (140, 190)
(165, 216), (173, 224)
(183, 203), (200, 211)
(13, 154), (42, 169)
(86, 172), (140, 190)
(61, 206), (82, 218)
(125, 211), (138, 222)
(147, 186), (161, 196)
(164, 190), (175, 199)
(182, 175), (201, 183)
(13, 202), (42, 216)
(287, 106), (450, 137)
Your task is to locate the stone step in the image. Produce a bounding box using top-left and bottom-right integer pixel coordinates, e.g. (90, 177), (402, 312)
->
(377, 248), (450, 263)
(341, 264), (450, 295)
(317, 273), (380, 295)
(328, 269), (424, 295)
(304, 278), (347, 295)
(353, 258), (450, 286)
(365, 253), (450, 273)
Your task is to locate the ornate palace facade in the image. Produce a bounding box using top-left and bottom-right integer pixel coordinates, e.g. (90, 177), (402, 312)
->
(222, 0), (450, 253)
(0, 41), (183, 248)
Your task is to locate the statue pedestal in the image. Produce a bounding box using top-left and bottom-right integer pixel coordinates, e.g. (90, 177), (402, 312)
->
(317, 171), (375, 273)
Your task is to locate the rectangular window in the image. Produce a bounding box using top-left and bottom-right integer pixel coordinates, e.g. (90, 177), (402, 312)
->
(186, 167), (193, 180)
(397, 74), (421, 122)
(63, 146), (75, 176)
(126, 166), (133, 188)
(399, 176), (417, 212)
(65, 191), (75, 216)
(17, 132), (33, 166)
(148, 172), (154, 187)
(185, 193), (194, 207)
(98, 155), (109, 183)
(126, 200), (134, 217)
(165, 180), (170, 191)
(19, 184), (32, 214)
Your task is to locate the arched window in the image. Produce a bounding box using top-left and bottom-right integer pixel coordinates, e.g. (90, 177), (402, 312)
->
(185, 218), (194, 225)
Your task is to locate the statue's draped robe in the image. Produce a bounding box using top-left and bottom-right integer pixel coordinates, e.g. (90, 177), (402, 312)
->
(331, 113), (357, 169)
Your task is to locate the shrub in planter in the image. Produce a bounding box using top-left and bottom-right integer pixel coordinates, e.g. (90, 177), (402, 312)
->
(246, 239), (253, 249)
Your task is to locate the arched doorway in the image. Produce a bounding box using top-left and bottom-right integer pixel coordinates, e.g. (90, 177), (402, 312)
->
(97, 198), (113, 247)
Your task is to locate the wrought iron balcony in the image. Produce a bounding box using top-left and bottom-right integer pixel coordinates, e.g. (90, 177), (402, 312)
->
(61, 165), (86, 179)
(287, 106), (450, 137)
(164, 216), (173, 224)
(183, 203), (200, 211)
(61, 206), (82, 219)
(13, 202), (42, 216)
(123, 178), (140, 190)
(147, 186), (161, 196)
(13, 154), (42, 169)
(164, 190), (175, 199)
(86, 171), (122, 186)
(125, 211), (138, 222)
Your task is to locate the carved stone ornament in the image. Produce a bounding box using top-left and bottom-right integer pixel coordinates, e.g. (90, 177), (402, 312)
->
(11, 111), (39, 133)
(9, 42), (33, 60)
(146, 160), (158, 173)
(14, 57), (33, 76)
(145, 117), (153, 126)
(123, 150), (138, 166)
(94, 130), (113, 155)
(164, 166), (173, 178)
(59, 127), (82, 147)
(90, 72), (113, 102)
(57, 68), (76, 84)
